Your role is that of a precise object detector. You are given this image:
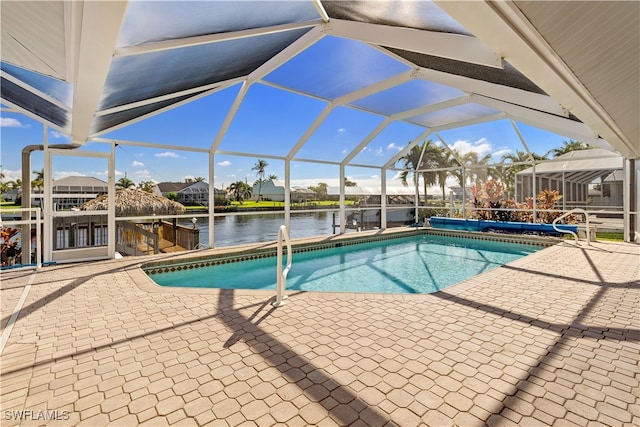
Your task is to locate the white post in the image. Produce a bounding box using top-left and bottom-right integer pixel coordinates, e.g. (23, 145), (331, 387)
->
(339, 165), (346, 234)
(209, 153), (215, 248)
(284, 160), (291, 231)
(381, 167), (387, 229)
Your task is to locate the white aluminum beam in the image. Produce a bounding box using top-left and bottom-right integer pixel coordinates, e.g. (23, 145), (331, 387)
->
(1, 71), (70, 112)
(434, 0), (637, 158)
(90, 79), (245, 138)
(416, 68), (569, 118)
(115, 20), (324, 57)
(246, 25), (326, 85)
(342, 118), (391, 165)
(0, 98), (68, 135)
(383, 129), (432, 169)
(429, 112), (508, 133)
(90, 137), (210, 153)
(328, 19), (503, 69)
(286, 69), (416, 160)
(211, 26), (325, 153)
(70, 1), (128, 145)
(391, 96), (471, 121)
(215, 150), (285, 161)
(472, 94), (613, 149)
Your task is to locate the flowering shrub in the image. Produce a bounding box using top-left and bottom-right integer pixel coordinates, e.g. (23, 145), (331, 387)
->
(470, 185), (574, 224)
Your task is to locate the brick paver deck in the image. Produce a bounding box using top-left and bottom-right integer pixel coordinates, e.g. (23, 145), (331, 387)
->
(1, 238), (638, 426)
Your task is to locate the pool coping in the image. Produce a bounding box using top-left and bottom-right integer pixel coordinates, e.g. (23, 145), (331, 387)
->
(130, 227), (561, 298)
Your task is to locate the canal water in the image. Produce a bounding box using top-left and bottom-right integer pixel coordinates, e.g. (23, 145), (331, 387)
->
(182, 211), (342, 247)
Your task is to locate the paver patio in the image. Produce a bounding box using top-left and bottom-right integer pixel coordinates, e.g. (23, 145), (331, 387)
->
(1, 238), (638, 426)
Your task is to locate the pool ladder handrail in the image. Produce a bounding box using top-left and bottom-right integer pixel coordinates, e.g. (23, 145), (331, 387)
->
(273, 225), (292, 307)
(552, 208), (591, 246)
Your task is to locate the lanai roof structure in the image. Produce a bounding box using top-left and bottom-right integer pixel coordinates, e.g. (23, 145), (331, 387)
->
(1, 0), (639, 246)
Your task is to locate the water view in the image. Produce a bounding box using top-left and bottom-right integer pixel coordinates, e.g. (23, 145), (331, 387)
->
(182, 211), (344, 247)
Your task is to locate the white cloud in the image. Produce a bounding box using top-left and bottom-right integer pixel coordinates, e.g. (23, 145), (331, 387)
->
(155, 151), (179, 158)
(450, 137), (492, 156)
(337, 127), (346, 134)
(1, 117), (28, 128)
(217, 160), (231, 167)
(49, 130), (66, 139)
(387, 143), (403, 152)
(1, 168), (22, 182)
(375, 147), (383, 156)
(134, 169), (151, 179)
(132, 160), (145, 167)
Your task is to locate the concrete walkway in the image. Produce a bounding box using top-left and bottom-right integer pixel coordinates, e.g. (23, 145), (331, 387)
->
(1, 239), (638, 426)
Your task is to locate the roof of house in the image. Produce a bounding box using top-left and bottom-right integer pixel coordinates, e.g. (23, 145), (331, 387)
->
(52, 175), (108, 189)
(516, 148), (623, 184)
(155, 182), (193, 193)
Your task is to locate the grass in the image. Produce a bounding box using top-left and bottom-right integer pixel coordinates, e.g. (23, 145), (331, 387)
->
(1, 202), (21, 210)
(596, 232), (625, 242)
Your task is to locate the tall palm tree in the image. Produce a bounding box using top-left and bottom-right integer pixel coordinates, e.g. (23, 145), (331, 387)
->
(433, 148), (455, 200)
(252, 159), (268, 201)
(228, 181), (252, 204)
(547, 140), (589, 158)
(448, 151), (491, 189)
(397, 141), (438, 201)
(116, 177), (135, 189)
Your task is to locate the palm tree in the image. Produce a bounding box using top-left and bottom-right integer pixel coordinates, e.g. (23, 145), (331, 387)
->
(268, 174), (278, 180)
(433, 148), (455, 200)
(185, 177), (206, 183)
(397, 141), (438, 201)
(31, 169), (44, 192)
(309, 182), (328, 198)
(252, 159), (268, 201)
(547, 140), (589, 158)
(116, 177), (135, 189)
(228, 181), (253, 204)
(137, 181), (155, 193)
(500, 150), (548, 198)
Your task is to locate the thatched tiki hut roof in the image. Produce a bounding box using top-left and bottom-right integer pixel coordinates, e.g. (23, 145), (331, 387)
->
(80, 188), (185, 216)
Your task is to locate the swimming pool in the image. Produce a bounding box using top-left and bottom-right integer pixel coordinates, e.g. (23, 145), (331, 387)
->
(145, 232), (546, 294)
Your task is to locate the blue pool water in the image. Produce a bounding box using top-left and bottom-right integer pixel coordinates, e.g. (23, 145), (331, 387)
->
(148, 234), (541, 294)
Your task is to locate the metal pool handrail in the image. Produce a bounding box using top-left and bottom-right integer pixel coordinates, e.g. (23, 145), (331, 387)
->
(552, 208), (591, 246)
(273, 225), (292, 307)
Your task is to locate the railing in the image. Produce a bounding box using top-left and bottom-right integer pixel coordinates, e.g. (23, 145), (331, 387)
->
(116, 221), (159, 256)
(273, 225), (292, 307)
(552, 208), (592, 246)
(160, 220), (199, 250)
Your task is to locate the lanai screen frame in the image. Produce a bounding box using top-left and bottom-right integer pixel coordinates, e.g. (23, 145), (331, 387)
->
(1, 1), (634, 263)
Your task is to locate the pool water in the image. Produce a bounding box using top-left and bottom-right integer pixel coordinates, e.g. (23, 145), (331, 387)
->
(148, 234), (542, 294)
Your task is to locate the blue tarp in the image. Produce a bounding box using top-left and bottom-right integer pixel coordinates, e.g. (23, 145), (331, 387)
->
(429, 217), (577, 235)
